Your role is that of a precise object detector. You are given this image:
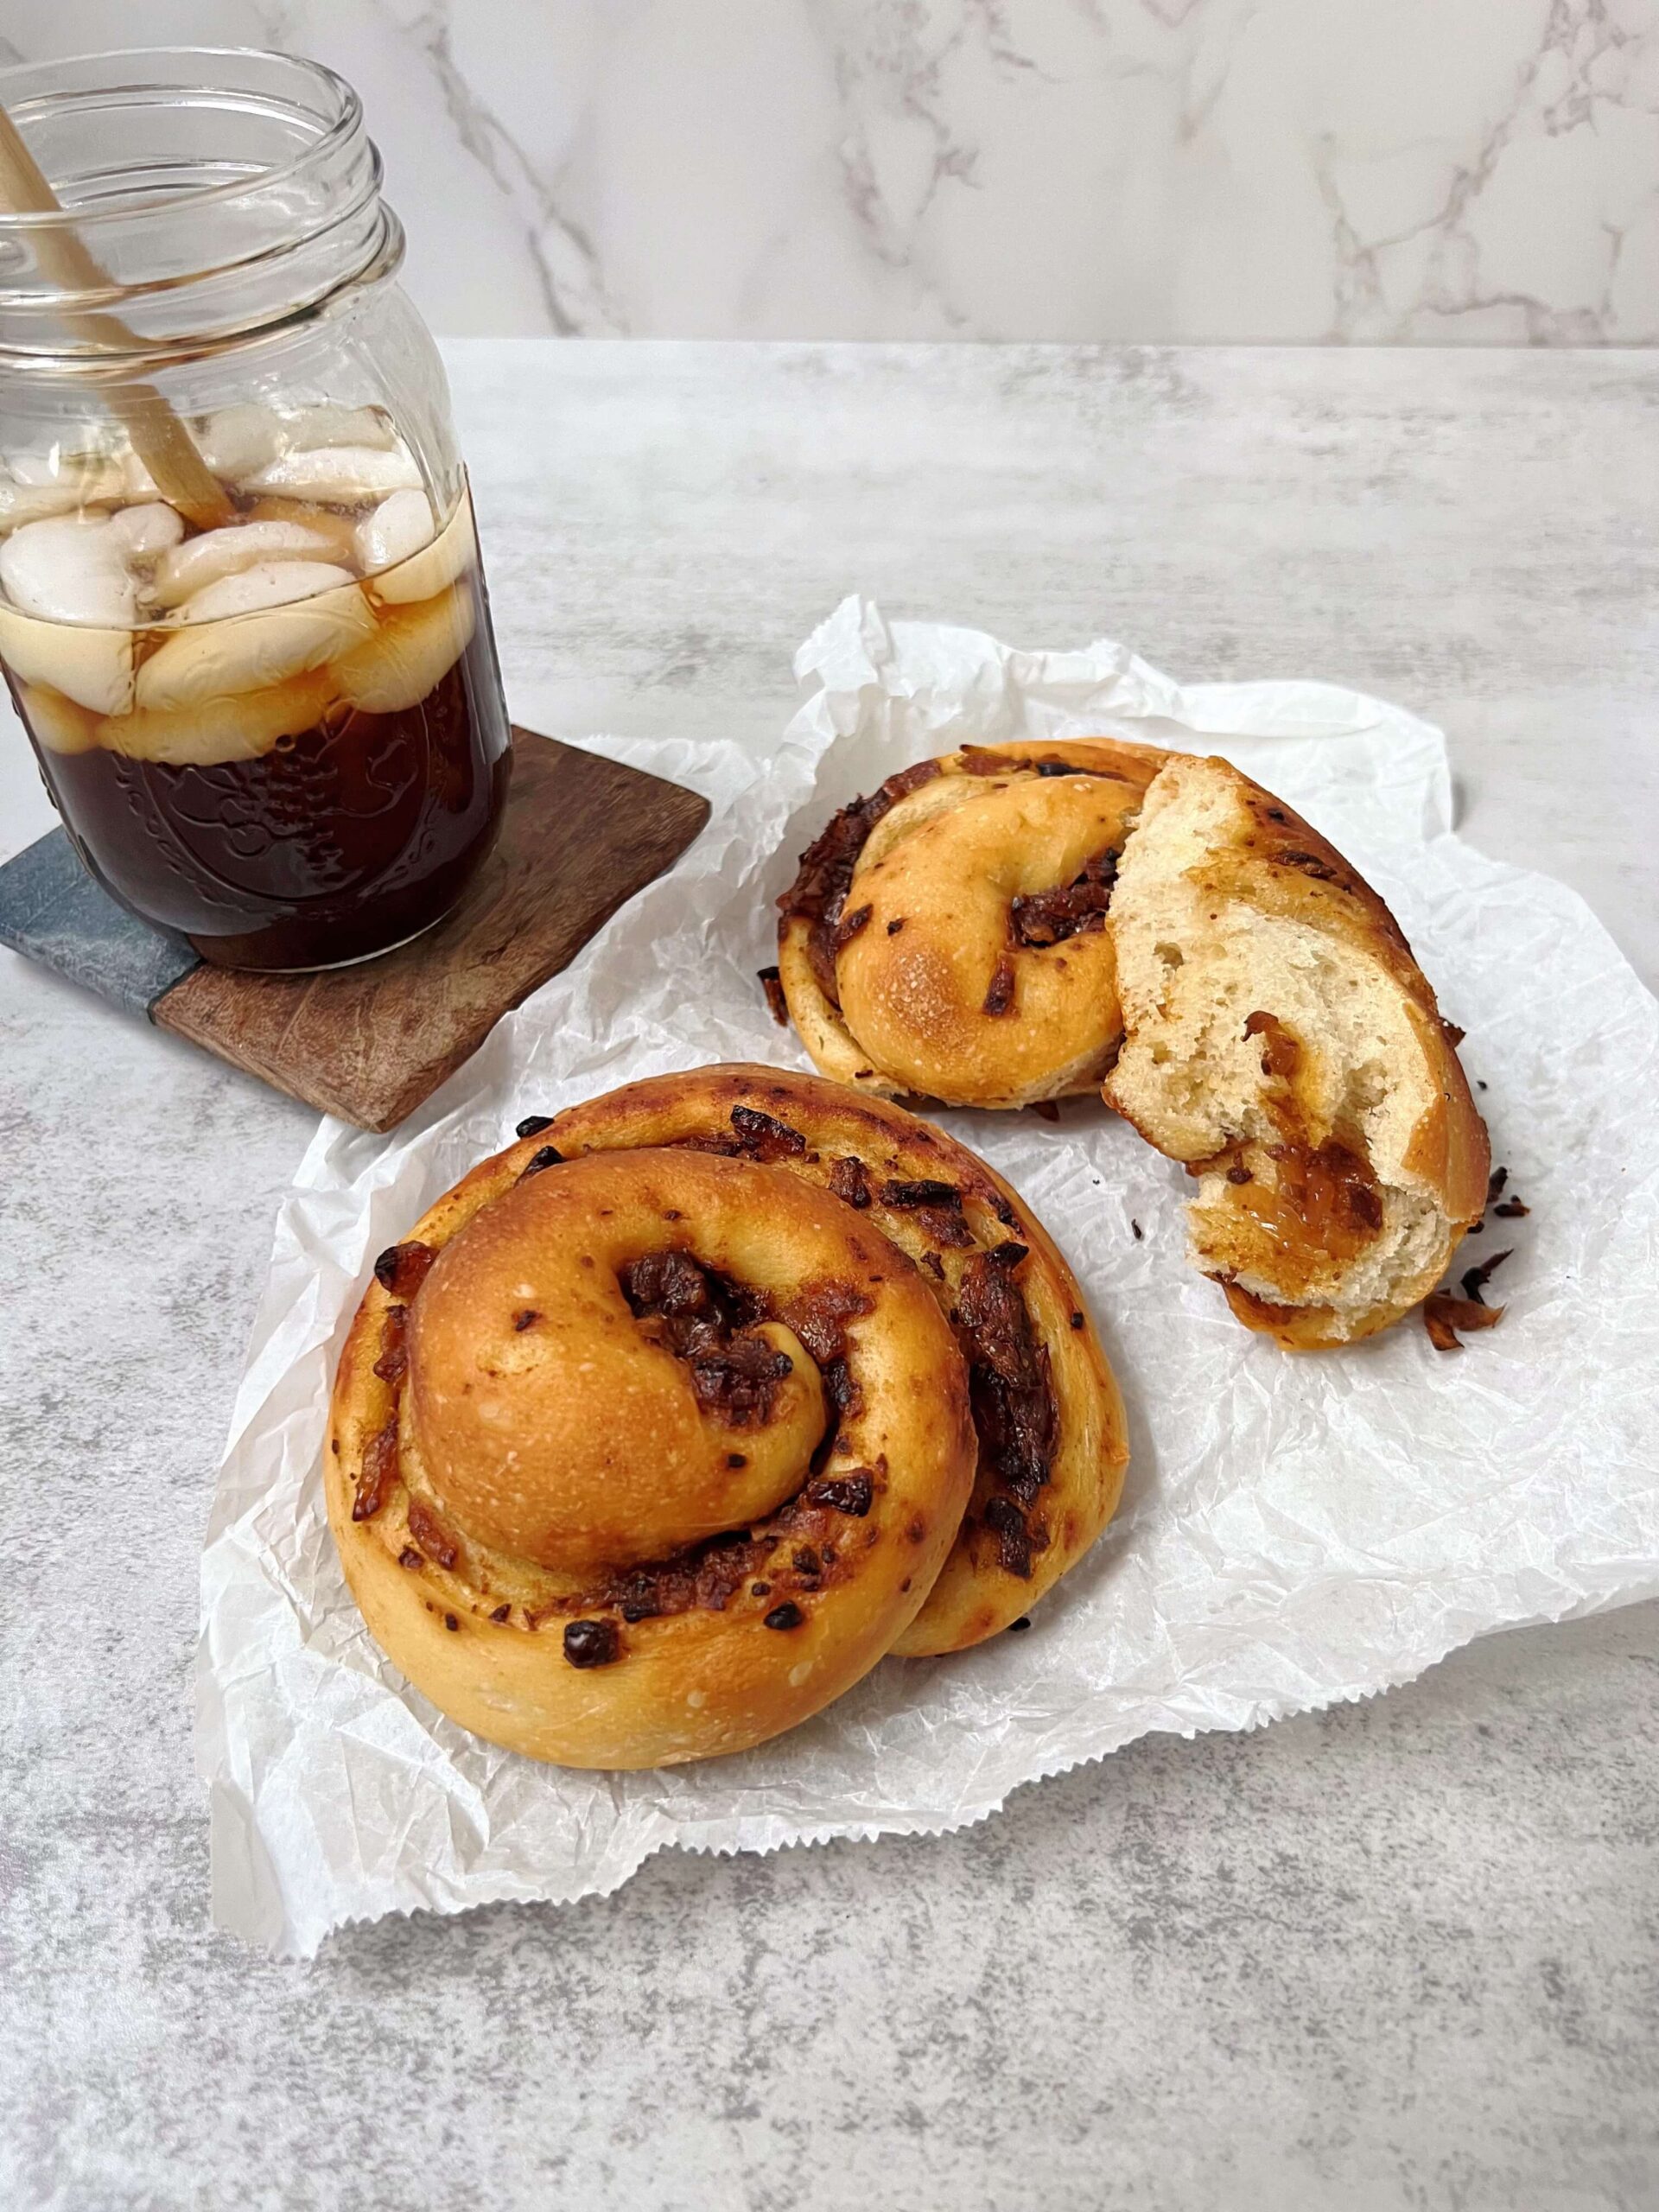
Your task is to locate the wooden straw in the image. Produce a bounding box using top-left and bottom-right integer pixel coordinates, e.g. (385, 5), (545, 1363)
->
(0, 101), (234, 529)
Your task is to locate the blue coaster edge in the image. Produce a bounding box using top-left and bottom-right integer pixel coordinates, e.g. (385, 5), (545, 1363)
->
(0, 830), (200, 1019)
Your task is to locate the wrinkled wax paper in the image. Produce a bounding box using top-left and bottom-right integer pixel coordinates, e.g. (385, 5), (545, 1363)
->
(199, 596), (1659, 1956)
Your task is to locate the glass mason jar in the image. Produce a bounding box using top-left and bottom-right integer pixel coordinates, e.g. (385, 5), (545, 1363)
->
(0, 48), (512, 970)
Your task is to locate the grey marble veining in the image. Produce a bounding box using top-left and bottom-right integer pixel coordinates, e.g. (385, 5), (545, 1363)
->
(2, 345), (1657, 2211)
(2, 0), (1656, 344)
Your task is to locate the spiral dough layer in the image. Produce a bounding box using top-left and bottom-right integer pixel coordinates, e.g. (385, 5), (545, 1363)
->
(774, 738), (1170, 1109)
(327, 1065), (1128, 1768)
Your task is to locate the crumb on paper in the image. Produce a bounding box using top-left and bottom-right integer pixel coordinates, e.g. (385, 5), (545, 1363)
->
(1461, 1249), (1514, 1305)
(1424, 1294), (1505, 1351)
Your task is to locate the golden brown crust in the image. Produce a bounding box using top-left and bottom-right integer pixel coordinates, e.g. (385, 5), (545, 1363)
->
(330, 1144), (974, 1770)
(776, 738), (1171, 1109)
(1217, 1279), (1407, 1351)
(327, 1065), (1128, 1766)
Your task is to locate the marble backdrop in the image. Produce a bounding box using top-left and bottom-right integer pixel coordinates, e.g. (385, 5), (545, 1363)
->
(3, 0), (1657, 340)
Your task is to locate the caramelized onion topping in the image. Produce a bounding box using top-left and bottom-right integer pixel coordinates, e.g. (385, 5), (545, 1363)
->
(352, 1417), (401, 1522)
(406, 1496), (460, 1571)
(777, 760), (943, 1004)
(954, 1249), (1054, 1505)
(1009, 847), (1119, 947)
(373, 1241), (435, 1299)
(620, 1250), (793, 1427)
(1424, 1294), (1504, 1351)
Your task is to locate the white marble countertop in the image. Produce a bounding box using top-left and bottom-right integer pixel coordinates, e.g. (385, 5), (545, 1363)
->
(9, 3), (1658, 346)
(3, 344), (1656, 2212)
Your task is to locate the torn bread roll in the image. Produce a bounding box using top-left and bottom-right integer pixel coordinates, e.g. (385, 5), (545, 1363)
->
(1103, 754), (1490, 1349)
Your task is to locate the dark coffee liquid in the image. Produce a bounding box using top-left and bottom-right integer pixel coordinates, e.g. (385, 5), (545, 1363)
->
(16, 569), (511, 971)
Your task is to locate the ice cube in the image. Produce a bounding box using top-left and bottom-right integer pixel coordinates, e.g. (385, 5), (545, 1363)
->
(107, 502), (186, 560)
(356, 488), (435, 578)
(0, 602), (134, 715)
(106, 667), (337, 766)
(237, 499), (364, 562)
(179, 560), (358, 624)
(121, 449), (161, 500)
(153, 520), (352, 607)
(332, 582), (476, 715)
(194, 404), (289, 479)
(368, 493), (477, 606)
(137, 575), (373, 709)
(8, 448), (123, 490)
(0, 453), (127, 531)
(239, 444), (423, 504)
(9, 452), (66, 488)
(16, 680), (101, 755)
(0, 480), (88, 531)
(287, 405), (398, 453)
(0, 513), (137, 626)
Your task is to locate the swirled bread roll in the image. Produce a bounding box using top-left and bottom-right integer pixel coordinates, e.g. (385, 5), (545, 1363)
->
(775, 740), (1169, 1109)
(1104, 755), (1490, 1347)
(327, 1066), (1128, 1768)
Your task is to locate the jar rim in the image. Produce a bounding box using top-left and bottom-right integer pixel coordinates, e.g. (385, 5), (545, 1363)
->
(0, 46), (362, 233)
(0, 47), (401, 360)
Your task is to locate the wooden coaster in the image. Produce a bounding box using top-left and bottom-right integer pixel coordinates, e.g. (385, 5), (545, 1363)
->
(0, 728), (709, 1131)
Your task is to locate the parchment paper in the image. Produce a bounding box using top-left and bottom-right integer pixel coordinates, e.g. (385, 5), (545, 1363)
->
(198, 596), (1659, 1956)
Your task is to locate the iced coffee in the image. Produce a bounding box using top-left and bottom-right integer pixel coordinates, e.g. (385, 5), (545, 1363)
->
(0, 404), (510, 969)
